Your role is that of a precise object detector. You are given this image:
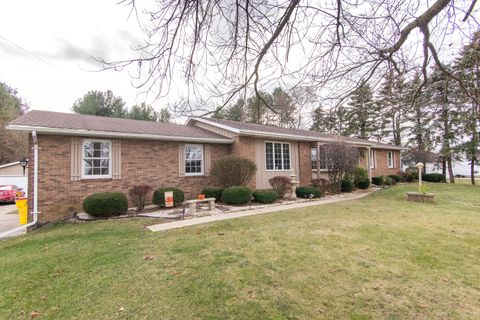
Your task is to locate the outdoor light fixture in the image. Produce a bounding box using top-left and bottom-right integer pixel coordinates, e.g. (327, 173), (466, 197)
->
(19, 157), (28, 176)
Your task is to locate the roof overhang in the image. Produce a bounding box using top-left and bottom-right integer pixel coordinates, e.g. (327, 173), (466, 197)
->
(6, 125), (234, 144)
(188, 117), (405, 150)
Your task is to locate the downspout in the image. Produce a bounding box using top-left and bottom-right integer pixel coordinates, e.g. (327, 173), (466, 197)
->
(0, 131), (39, 239)
(367, 147), (372, 182)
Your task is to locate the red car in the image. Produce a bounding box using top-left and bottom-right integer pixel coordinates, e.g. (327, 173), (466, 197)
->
(0, 185), (25, 203)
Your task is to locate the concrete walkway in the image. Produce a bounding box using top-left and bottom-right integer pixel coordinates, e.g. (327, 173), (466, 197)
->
(0, 204), (26, 239)
(148, 189), (376, 232)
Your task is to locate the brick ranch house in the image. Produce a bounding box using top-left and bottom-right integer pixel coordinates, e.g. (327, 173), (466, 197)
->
(7, 110), (402, 222)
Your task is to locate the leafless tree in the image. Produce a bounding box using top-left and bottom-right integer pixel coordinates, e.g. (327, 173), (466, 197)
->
(323, 142), (359, 191)
(98, 0), (480, 115)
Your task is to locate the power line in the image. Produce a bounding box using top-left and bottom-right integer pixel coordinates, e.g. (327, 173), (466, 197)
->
(0, 34), (58, 69)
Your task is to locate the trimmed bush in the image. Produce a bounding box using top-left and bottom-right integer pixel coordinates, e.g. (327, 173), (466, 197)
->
(201, 187), (224, 200)
(371, 176), (384, 186)
(295, 186), (322, 199)
(388, 175), (401, 183)
(83, 192), (128, 217)
(357, 180), (370, 189)
(211, 156), (257, 188)
(269, 176), (292, 198)
(253, 189), (278, 203)
(423, 173), (446, 183)
(221, 186), (252, 205)
(341, 179), (354, 192)
(353, 166), (369, 187)
(384, 176), (395, 186)
(152, 187), (185, 207)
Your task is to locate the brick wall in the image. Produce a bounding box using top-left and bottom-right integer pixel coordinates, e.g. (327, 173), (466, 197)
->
(230, 136), (256, 189)
(371, 149), (401, 177)
(298, 142), (312, 186)
(28, 134), (230, 222)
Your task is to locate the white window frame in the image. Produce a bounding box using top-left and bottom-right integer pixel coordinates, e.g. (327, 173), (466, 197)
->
(265, 141), (291, 171)
(387, 151), (395, 168)
(81, 139), (112, 179)
(369, 149), (376, 169)
(184, 144), (204, 176)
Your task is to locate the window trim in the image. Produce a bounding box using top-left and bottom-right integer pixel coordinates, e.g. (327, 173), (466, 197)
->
(311, 144), (329, 172)
(387, 151), (395, 168)
(184, 143), (204, 176)
(81, 139), (112, 179)
(265, 141), (291, 171)
(369, 149), (376, 169)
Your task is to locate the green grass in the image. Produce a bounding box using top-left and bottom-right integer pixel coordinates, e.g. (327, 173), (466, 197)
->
(1, 184), (480, 319)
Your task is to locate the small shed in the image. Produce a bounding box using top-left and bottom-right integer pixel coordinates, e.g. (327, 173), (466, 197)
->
(0, 161), (28, 193)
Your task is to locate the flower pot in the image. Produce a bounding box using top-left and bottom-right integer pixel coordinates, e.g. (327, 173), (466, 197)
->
(197, 194), (205, 200)
(406, 192), (435, 203)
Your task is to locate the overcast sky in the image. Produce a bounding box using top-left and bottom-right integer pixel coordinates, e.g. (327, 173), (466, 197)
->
(0, 1), (150, 113)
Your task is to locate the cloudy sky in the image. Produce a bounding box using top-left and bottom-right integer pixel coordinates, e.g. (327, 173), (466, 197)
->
(0, 1), (150, 113)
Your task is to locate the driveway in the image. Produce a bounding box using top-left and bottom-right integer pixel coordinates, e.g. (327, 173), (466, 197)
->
(0, 203), (22, 234)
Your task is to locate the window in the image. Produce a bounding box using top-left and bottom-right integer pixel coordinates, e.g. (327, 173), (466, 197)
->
(369, 149), (376, 169)
(387, 151), (395, 168)
(185, 144), (204, 175)
(311, 145), (317, 170)
(82, 140), (111, 179)
(265, 142), (291, 170)
(311, 145), (329, 171)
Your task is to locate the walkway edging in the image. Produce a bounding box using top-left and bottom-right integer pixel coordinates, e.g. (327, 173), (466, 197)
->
(147, 190), (376, 232)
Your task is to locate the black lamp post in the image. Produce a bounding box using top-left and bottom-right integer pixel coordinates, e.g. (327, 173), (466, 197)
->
(19, 157), (29, 176)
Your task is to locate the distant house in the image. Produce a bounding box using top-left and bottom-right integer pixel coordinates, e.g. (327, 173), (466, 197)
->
(425, 153), (480, 177)
(7, 111), (402, 222)
(0, 161), (28, 193)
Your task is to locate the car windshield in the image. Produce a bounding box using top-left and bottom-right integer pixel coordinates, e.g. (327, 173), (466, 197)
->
(0, 185), (13, 191)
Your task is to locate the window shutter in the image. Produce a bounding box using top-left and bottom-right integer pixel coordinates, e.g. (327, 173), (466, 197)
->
(178, 144), (185, 177)
(70, 137), (82, 181)
(204, 144), (211, 176)
(112, 140), (121, 179)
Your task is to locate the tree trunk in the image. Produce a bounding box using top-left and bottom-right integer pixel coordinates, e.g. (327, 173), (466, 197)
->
(447, 157), (455, 183)
(442, 158), (446, 177)
(471, 158), (476, 185)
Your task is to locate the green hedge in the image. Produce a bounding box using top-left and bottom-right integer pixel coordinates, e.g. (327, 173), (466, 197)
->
(152, 187), (185, 207)
(82, 192), (128, 217)
(201, 187), (223, 200)
(341, 179), (354, 192)
(221, 186), (252, 205)
(357, 180), (370, 189)
(295, 186), (322, 199)
(423, 173), (446, 183)
(388, 175), (401, 183)
(253, 189), (278, 203)
(371, 176), (383, 186)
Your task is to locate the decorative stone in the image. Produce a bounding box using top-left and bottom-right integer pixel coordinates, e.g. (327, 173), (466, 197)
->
(406, 192), (435, 203)
(289, 172), (298, 200)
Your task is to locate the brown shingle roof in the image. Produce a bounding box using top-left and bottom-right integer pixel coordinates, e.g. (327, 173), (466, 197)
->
(8, 111), (233, 143)
(191, 117), (403, 150)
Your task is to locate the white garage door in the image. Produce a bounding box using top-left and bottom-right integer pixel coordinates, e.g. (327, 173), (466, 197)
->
(0, 176), (28, 194)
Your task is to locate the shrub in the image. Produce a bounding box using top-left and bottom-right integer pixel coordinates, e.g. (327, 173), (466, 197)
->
(371, 176), (384, 186)
(357, 179), (370, 189)
(405, 167), (418, 181)
(83, 192), (128, 217)
(311, 178), (337, 194)
(152, 187), (185, 207)
(388, 175), (401, 183)
(128, 184), (153, 213)
(268, 176), (292, 198)
(201, 187), (223, 200)
(296, 186), (323, 199)
(211, 156), (257, 188)
(221, 186), (252, 205)
(353, 166), (369, 187)
(423, 173), (446, 183)
(253, 189), (278, 203)
(341, 179), (354, 192)
(405, 174), (415, 182)
(384, 176), (395, 186)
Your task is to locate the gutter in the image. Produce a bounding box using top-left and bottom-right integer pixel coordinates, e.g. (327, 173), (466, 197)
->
(6, 125), (234, 144)
(0, 131), (39, 240)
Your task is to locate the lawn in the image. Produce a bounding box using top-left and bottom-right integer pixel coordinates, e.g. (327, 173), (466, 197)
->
(1, 184), (479, 319)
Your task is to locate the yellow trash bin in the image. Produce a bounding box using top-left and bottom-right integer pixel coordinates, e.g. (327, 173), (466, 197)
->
(15, 197), (28, 225)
